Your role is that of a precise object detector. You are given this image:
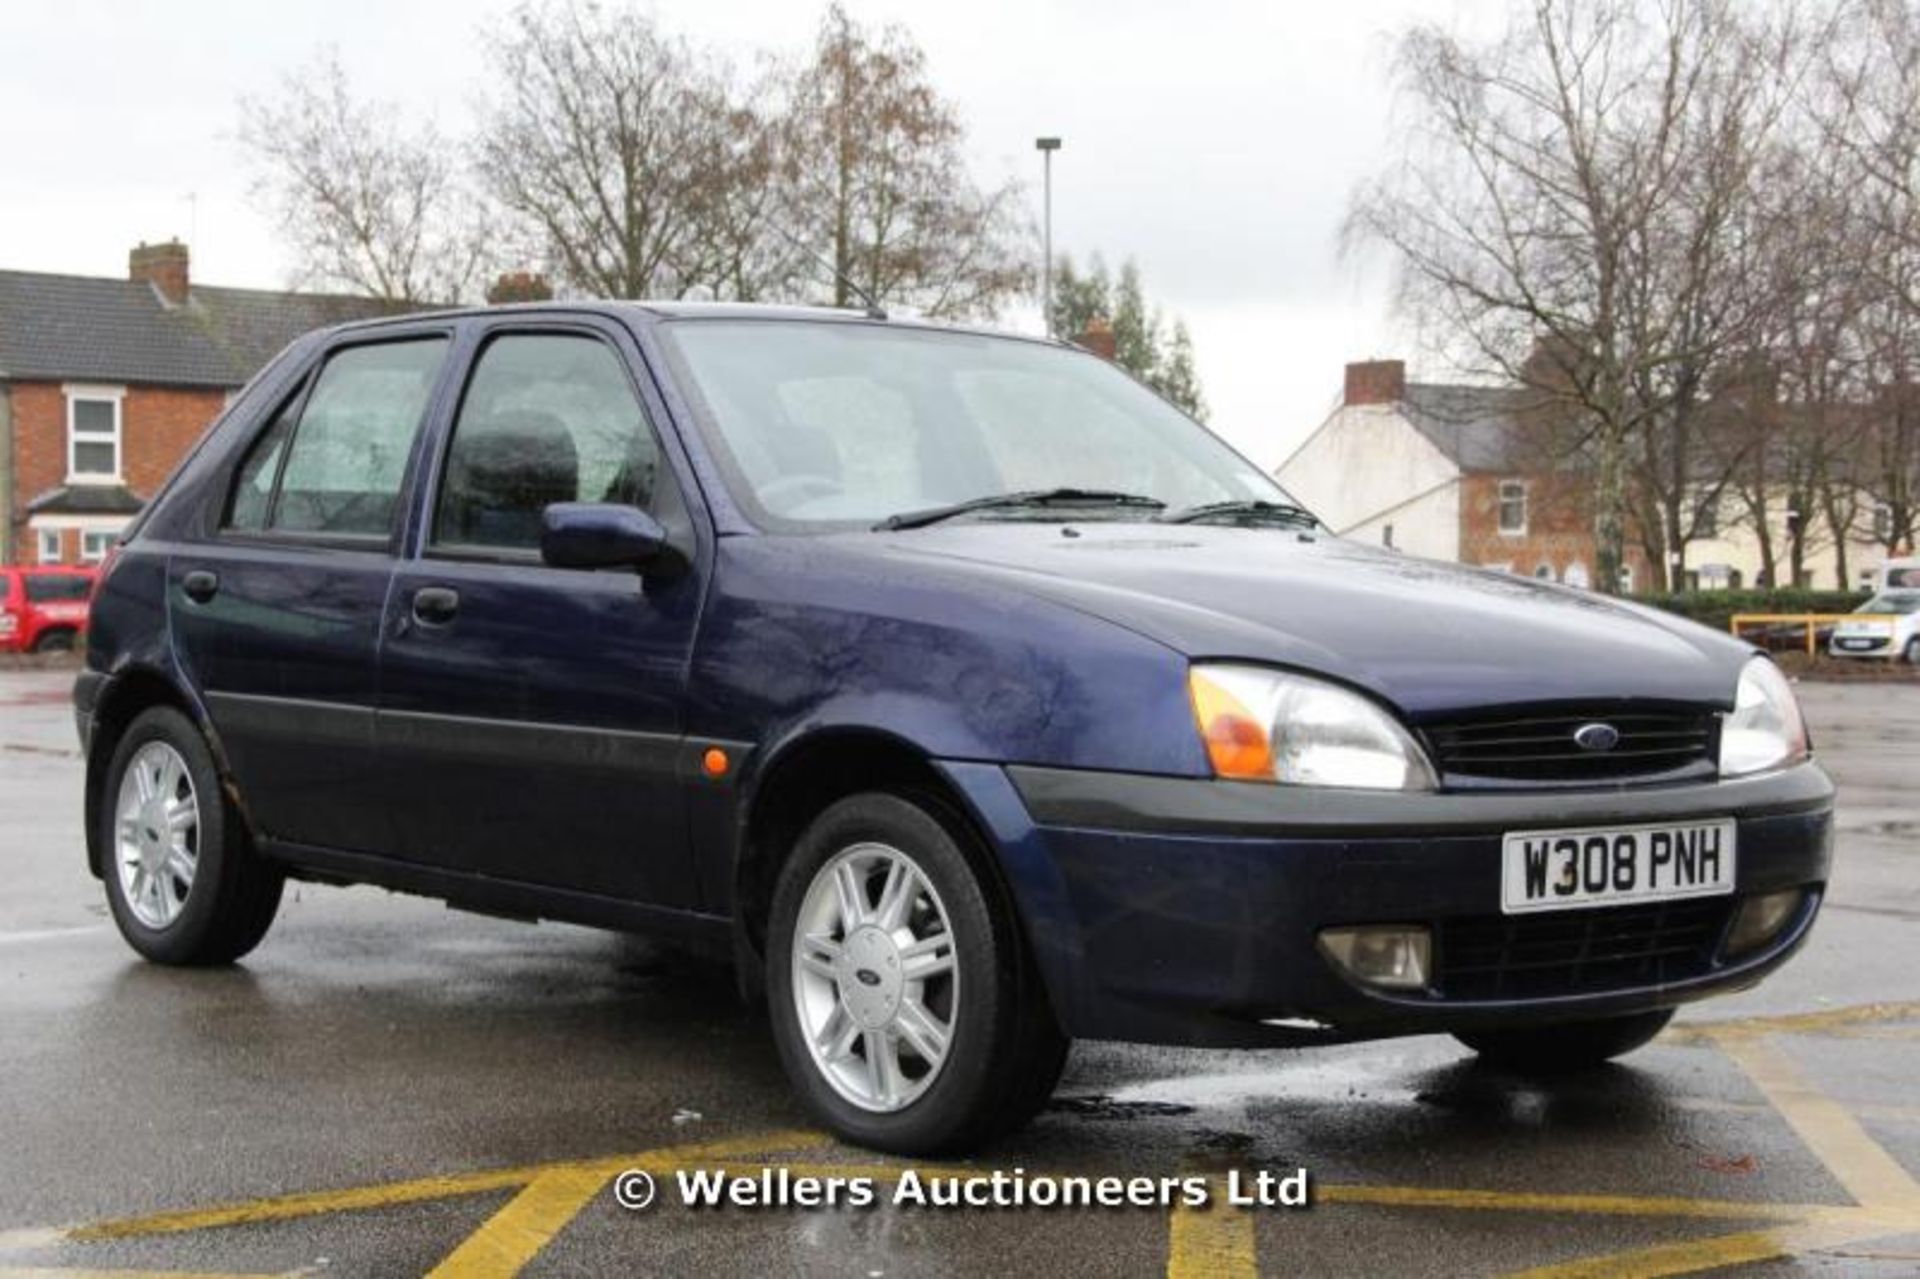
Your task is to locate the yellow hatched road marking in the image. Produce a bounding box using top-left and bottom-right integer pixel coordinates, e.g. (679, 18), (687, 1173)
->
(1501, 1216), (1903, 1279)
(423, 1131), (829, 1278)
(1316, 1184), (1821, 1221)
(1712, 1031), (1920, 1214)
(11, 1002), (1920, 1278)
(1166, 1177), (1255, 1279)
(1666, 1000), (1920, 1043)
(424, 1166), (611, 1279)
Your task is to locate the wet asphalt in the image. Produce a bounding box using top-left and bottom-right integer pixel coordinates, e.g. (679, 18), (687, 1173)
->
(1, 668), (1917, 1277)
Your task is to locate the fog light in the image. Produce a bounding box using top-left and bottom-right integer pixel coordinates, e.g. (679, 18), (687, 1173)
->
(1319, 925), (1432, 990)
(1725, 889), (1803, 958)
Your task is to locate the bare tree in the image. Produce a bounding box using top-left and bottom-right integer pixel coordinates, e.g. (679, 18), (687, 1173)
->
(1821, 0), (1920, 558)
(779, 5), (1031, 319)
(476, 2), (760, 299)
(238, 51), (488, 304)
(1348, 0), (1809, 592)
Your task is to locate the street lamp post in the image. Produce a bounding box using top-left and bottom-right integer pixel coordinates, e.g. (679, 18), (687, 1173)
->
(1036, 136), (1061, 337)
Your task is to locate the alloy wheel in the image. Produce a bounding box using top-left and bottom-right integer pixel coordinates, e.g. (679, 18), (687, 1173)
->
(790, 842), (959, 1113)
(115, 741), (199, 929)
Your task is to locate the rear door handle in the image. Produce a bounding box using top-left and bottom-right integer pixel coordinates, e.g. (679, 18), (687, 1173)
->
(411, 586), (460, 626)
(181, 570), (219, 604)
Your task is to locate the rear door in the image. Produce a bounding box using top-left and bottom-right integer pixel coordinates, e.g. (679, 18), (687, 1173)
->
(378, 319), (707, 906)
(169, 331), (454, 855)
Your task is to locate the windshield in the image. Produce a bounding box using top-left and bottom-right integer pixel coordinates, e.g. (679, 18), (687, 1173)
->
(1861, 592), (1920, 616)
(659, 319), (1299, 529)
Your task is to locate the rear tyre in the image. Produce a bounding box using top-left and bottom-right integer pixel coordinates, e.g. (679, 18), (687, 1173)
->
(1454, 1008), (1674, 1073)
(31, 628), (76, 653)
(101, 707), (283, 966)
(766, 791), (1066, 1154)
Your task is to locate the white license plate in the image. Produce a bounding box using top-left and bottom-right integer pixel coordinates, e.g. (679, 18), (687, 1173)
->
(1501, 820), (1736, 914)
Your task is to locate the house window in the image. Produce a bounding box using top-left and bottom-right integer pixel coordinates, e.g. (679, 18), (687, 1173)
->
(1875, 503), (1894, 542)
(66, 385), (125, 482)
(36, 529), (62, 564)
(1497, 480), (1527, 534)
(1694, 494), (1718, 538)
(80, 529), (118, 563)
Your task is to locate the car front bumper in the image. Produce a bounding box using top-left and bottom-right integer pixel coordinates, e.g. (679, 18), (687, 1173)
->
(941, 760), (1834, 1048)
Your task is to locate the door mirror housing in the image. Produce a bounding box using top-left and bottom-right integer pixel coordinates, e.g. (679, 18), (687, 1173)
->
(539, 503), (671, 570)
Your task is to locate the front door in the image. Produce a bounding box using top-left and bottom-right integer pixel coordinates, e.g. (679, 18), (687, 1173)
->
(378, 324), (705, 907)
(170, 333), (453, 855)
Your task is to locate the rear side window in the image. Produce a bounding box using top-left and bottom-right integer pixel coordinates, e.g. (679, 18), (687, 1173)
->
(23, 574), (92, 603)
(433, 333), (661, 552)
(226, 338), (448, 538)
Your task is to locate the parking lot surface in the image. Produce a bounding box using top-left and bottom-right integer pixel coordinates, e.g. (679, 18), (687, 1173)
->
(2, 668), (1918, 1277)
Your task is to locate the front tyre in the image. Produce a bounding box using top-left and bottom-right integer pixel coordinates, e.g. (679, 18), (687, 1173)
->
(101, 707), (283, 966)
(766, 792), (1066, 1155)
(1454, 1008), (1674, 1073)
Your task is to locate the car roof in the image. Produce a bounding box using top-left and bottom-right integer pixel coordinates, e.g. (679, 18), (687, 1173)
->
(313, 299), (1063, 350)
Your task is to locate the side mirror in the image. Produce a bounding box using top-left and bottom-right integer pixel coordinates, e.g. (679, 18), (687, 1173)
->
(539, 502), (670, 570)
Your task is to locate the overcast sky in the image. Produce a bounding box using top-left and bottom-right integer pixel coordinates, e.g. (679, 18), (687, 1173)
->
(0, 1), (1501, 467)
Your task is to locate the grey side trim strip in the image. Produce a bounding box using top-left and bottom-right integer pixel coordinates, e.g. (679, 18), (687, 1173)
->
(203, 692), (720, 781)
(1007, 761), (1836, 838)
(205, 691), (374, 750)
(379, 707), (681, 774)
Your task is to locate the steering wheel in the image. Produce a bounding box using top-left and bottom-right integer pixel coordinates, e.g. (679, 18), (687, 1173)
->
(756, 474), (843, 512)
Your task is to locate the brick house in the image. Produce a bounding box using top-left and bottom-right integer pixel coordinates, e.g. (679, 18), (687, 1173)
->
(0, 242), (400, 564)
(1275, 359), (1654, 591)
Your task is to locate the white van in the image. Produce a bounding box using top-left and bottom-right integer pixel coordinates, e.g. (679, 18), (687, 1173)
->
(1876, 557), (1920, 593)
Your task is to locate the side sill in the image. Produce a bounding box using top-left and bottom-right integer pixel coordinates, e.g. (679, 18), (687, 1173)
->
(260, 839), (734, 958)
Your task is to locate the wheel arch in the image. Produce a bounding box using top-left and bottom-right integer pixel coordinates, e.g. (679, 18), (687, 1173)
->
(732, 728), (1047, 1005)
(83, 665), (232, 878)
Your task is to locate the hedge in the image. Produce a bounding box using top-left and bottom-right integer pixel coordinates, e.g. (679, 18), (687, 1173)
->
(1637, 588), (1867, 633)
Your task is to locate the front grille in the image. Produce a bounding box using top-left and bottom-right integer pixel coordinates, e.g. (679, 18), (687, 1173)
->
(1436, 898), (1731, 1000)
(1423, 708), (1717, 784)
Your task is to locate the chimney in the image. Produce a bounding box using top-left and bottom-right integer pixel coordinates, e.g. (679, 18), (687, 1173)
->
(486, 271), (555, 305)
(130, 240), (190, 307)
(1343, 359), (1405, 406)
(1074, 316), (1117, 361)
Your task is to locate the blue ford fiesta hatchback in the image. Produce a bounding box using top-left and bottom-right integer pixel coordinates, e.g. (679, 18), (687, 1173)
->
(77, 304), (1833, 1153)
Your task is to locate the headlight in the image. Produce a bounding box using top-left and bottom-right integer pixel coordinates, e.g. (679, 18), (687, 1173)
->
(1188, 664), (1437, 790)
(1718, 658), (1809, 777)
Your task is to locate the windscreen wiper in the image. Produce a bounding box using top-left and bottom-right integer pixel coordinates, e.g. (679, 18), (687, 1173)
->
(1160, 499), (1319, 528)
(877, 488), (1167, 531)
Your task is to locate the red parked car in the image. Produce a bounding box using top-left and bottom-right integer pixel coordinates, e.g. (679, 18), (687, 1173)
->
(0, 565), (97, 653)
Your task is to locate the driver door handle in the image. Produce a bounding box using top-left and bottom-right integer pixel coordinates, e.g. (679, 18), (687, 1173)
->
(411, 586), (460, 626)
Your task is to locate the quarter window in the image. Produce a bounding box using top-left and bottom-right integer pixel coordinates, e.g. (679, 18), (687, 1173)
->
(66, 386), (124, 481)
(1497, 480), (1527, 535)
(434, 334), (661, 553)
(225, 338), (448, 538)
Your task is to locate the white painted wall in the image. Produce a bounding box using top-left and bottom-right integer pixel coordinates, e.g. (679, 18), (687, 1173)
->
(1275, 404), (1462, 560)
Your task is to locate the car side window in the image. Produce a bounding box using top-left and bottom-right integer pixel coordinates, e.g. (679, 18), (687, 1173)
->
(23, 574), (91, 603)
(433, 333), (661, 553)
(226, 338), (449, 538)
